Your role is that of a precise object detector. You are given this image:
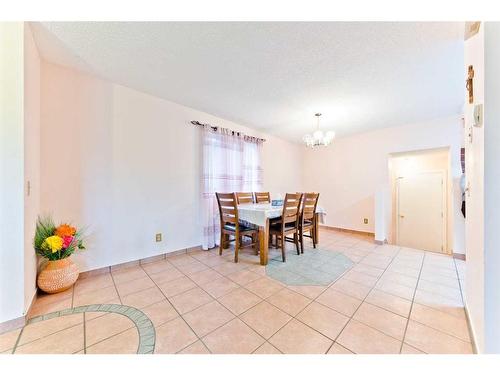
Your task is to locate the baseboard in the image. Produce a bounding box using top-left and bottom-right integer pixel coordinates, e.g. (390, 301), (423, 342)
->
(110, 260), (141, 272)
(78, 266), (111, 279)
(1, 245), (204, 332)
(374, 239), (388, 245)
(139, 254), (165, 265)
(453, 253), (466, 261)
(319, 224), (374, 237)
(0, 284), (39, 334)
(80, 245), (203, 279)
(186, 245), (203, 254)
(464, 302), (479, 354)
(0, 315), (25, 335)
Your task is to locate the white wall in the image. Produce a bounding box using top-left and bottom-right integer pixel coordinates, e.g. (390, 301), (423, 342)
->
(303, 116), (464, 252)
(40, 61), (304, 272)
(23, 23), (40, 314)
(484, 22), (500, 354)
(464, 24), (485, 353)
(0, 22), (25, 324)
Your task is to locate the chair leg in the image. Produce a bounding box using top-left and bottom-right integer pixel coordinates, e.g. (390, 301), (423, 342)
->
(219, 231), (224, 256)
(234, 234), (240, 263)
(294, 233), (300, 255)
(312, 228), (316, 248)
(253, 233), (258, 255)
(300, 230), (304, 254)
(280, 235), (286, 262)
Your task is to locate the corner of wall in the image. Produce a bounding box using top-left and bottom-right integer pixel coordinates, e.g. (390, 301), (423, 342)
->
(23, 21), (41, 315)
(0, 22), (26, 324)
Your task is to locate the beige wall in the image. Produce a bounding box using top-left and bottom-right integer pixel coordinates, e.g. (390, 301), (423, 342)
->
(40, 61), (304, 272)
(303, 116), (464, 253)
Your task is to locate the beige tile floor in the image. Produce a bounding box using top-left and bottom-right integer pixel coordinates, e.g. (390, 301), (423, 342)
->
(0, 229), (472, 354)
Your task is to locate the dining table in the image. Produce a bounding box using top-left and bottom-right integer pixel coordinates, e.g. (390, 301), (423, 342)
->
(237, 203), (326, 265)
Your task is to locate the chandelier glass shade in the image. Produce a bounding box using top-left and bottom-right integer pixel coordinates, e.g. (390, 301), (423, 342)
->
(303, 113), (335, 148)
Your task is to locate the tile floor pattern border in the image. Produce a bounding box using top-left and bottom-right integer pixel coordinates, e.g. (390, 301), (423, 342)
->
(23, 304), (155, 354)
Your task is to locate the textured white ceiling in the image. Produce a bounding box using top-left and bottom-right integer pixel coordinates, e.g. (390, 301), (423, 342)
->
(31, 22), (464, 141)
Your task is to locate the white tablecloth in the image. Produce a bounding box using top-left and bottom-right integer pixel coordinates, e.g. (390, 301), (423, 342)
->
(238, 203), (326, 227)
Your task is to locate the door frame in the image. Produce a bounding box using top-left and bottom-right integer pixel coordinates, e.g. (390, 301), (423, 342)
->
(395, 169), (448, 253)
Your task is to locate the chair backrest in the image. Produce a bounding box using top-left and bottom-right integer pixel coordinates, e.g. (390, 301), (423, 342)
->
(254, 192), (270, 203)
(296, 192), (306, 203)
(301, 193), (320, 223)
(216, 193), (238, 226)
(281, 193), (303, 227)
(236, 192), (254, 204)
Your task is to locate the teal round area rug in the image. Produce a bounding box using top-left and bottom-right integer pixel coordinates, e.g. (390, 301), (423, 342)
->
(265, 249), (354, 286)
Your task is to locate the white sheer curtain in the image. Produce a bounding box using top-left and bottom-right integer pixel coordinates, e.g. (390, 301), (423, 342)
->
(201, 125), (263, 250)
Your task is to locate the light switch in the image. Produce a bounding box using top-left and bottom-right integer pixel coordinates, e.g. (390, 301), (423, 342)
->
(473, 104), (483, 127)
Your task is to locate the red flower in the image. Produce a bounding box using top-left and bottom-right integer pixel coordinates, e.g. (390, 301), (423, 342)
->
(62, 235), (74, 248)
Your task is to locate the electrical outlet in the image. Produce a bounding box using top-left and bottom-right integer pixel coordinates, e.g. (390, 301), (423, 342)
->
(363, 218), (368, 224)
(155, 233), (162, 242)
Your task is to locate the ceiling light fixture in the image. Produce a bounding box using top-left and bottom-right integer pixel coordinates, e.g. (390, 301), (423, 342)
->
(303, 113), (335, 148)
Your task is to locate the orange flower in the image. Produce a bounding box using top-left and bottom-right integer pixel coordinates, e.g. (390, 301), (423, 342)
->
(55, 224), (76, 237)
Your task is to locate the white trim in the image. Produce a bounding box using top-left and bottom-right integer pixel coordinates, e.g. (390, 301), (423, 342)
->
(464, 299), (479, 354)
(24, 287), (37, 316)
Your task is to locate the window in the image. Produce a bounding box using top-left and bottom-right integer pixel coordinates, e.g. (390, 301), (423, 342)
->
(201, 126), (263, 249)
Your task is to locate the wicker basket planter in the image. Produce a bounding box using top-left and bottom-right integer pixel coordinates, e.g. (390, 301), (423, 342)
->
(37, 258), (79, 294)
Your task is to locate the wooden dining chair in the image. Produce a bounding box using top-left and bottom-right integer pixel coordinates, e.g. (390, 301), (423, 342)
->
(216, 192), (259, 263)
(254, 192), (271, 203)
(269, 193), (303, 262)
(235, 191), (258, 247)
(299, 193), (320, 253)
(235, 192), (254, 204)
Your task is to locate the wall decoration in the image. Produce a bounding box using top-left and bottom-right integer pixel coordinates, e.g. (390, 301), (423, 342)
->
(466, 65), (474, 104)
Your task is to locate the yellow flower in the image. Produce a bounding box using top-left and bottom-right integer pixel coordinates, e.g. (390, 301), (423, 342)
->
(44, 235), (63, 253)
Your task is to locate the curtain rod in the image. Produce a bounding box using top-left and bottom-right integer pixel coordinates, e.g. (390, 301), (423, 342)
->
(190, 120), (266, 142)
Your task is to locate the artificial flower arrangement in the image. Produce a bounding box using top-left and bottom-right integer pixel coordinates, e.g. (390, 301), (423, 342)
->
(34, 216), (86, 293)
(34, 216), (85, 260)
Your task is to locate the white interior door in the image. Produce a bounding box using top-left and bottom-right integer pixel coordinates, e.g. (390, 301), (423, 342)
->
(397, 171), (445, 252)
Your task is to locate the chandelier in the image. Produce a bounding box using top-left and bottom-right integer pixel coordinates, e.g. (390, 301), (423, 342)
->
(302, 113), (335, 148)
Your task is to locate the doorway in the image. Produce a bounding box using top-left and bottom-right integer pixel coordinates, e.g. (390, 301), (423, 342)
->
(396, 170), (446, 252)
(389, 147), (451, 254)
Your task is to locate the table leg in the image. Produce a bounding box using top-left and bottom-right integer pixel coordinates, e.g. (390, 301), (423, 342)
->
(314, 213), (320, 245)
(259, 218), (269, 265)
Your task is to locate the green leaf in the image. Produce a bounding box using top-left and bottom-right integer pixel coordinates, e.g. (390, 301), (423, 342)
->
(33, 215), (87, 260)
